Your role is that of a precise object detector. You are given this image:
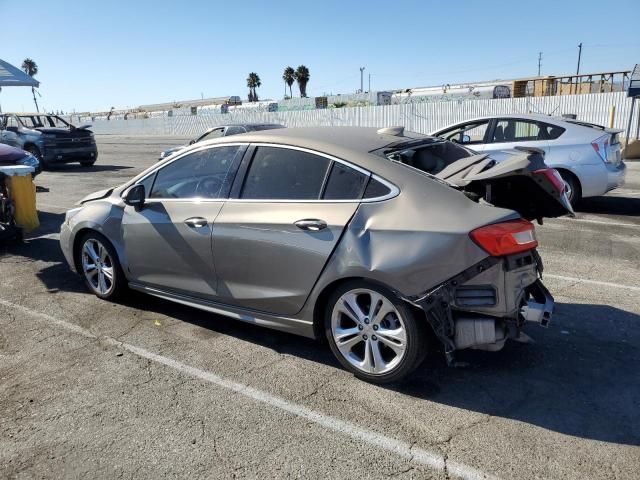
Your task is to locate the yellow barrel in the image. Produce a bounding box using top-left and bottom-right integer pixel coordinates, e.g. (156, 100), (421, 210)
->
(8, 172), (39, 232)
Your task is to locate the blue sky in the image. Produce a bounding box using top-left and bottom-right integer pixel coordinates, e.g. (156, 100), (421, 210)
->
(1, 0), (639, 112)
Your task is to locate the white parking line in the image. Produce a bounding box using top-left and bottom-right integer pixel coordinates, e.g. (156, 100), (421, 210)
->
(548, 217), (640, 228)
(0, 298), (496, 480)
(545, 274), (640, 292)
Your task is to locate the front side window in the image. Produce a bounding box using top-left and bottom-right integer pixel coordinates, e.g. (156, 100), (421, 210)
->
(241, 147), (331, 200)
(492, 119), (546, 143)
(438, 121), (490, 145)
(149, 146), (243, 199)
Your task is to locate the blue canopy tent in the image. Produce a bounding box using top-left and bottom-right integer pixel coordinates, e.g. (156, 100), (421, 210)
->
(0, 58), (40, 112)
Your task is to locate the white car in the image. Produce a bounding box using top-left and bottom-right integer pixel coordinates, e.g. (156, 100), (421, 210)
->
(431, 114), (627, 204)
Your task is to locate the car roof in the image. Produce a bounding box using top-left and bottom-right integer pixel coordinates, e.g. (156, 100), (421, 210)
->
(197, 126), (436, 179)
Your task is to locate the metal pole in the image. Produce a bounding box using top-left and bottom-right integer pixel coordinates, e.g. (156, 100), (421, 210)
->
(624, 97), (636, 150)
(576, 42), (582, 75)
(368, 74), (371, 93)
(538, 52), (542, 76)
(359, 67), (365, 93)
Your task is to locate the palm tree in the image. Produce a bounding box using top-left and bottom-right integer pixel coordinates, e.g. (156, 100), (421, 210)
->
(21, 58), (40, 112)
(294, 65), (310, 98)
(282, 67), (295, 99)
(246, 72), (261, 102)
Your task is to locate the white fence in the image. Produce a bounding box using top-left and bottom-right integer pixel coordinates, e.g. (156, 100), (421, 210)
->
(90, 92), (638, 138)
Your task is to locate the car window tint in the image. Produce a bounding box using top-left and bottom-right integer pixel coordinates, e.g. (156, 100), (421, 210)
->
(137, 172), (157, 197)
(493, 119), (545, 142)
(439, 121), (490, 145)
(323, 163), (367, 200)
(363, 177), (391, 199)
(5, 116), (19, 128)
(241, 147), (330, 200)
(541, 123), (565, 140)
(225, 126), (246, 135)
(150, 146), (242, 199)
(197, 128), (225, 142)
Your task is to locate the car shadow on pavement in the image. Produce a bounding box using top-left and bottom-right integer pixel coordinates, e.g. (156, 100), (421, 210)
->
(45, 164), (133, 173)
(396, 302), (640, 446)
(10, 221), (639, 446)
(576, 195), (640, 216)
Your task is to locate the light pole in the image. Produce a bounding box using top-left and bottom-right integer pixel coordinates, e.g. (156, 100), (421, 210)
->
(359, 67), (365, 93)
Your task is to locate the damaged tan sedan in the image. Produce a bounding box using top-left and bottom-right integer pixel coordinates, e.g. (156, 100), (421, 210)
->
(60, 127), (572, 383)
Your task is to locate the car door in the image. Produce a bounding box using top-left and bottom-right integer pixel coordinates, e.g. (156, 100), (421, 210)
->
(121, 144), (246, 299)
(434, 120), (491, 153)
(0, 116), (22, 147)
(483, 118), (550, 161)
(212, 145), (368, 316)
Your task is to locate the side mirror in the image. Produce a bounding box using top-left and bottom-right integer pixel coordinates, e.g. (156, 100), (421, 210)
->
(188, 139), (195, 145)
(123, 184), (145, 211)
(462, 134), (471, 143)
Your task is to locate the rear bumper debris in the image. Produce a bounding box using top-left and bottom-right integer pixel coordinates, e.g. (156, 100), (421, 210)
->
(407, 250), (554, 363)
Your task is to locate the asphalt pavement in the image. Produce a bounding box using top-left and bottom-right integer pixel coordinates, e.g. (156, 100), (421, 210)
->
(1, 135), (638, 479)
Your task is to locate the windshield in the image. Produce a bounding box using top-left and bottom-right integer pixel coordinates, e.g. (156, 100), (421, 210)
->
(18, 115), (71, 129)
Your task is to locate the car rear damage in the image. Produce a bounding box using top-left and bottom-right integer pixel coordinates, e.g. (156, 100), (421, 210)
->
(374, 140), (572, 363)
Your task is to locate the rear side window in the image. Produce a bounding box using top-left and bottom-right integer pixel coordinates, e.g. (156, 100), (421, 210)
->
(225, 126), (246, 135)
(363, 178), (391, 199)
(322, 163), (367, 200)
(241, 147), (330, 200)
(150, 146), (243, 199)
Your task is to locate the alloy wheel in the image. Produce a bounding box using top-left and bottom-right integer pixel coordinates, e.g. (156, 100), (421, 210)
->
(81, 238), (115, 296)
(331, 288), (407, 375)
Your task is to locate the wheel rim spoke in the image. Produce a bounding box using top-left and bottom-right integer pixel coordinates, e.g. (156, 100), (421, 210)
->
(82, 239), (114, 295)
(331, 288), (407, 376)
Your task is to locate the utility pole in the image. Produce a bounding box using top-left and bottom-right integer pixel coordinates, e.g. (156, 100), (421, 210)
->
(359, 67), (365, 93)
(576, 42), (583, 75)
(537, 52), (542, 76)
(368, 73), (371, 93)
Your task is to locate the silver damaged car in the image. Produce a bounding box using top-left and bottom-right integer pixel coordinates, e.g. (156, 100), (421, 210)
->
(60, 127), (572, 383)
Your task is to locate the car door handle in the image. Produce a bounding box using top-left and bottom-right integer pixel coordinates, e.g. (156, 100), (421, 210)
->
(294, 219), (327, 231)
(184, 217), (208, 228)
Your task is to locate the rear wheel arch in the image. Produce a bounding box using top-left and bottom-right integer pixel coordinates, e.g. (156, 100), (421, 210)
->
(312, 277), (429, 340)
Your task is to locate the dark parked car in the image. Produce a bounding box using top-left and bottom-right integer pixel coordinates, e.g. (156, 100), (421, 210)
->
(61, 127), (572, 383)
(0, 142), (41, 177)
(0, 113), (98, 168)
(159, 123), (284, 159)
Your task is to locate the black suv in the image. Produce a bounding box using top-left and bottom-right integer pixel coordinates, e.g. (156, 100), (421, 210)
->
(0, 113), (98, 168)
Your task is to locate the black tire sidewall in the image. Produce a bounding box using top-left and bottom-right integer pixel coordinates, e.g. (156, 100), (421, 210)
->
(77, 231), (125, 300)
(559, 171), (581, 206)
(324, 280), (426, 384)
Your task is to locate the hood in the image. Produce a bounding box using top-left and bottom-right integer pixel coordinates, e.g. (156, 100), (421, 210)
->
(78, 188), (113, 205)
(436, 147), (574, 221)
(0, 144), (28, 164)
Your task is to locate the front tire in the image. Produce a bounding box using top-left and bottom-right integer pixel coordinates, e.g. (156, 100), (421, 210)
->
(77, 232), (125, 300)
(324, 281), (426, 384)
(24, 145), (46, 169)
(80, 160), (95, 167)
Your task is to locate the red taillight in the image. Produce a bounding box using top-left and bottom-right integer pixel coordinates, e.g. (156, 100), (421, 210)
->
(591, 134), (610, 163)
(534, 168), (565, 194)
(470, 219), (538, 256)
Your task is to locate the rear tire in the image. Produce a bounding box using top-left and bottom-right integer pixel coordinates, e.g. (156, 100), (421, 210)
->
(76, 231), (125, 300)
(558, 170), (581, 206)
(324, 281), (427, 384)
